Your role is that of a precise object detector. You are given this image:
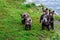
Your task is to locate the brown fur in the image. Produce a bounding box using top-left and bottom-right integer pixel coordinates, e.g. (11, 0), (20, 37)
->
(25, 17), (32, 30)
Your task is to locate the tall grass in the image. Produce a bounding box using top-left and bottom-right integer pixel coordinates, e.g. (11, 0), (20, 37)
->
(0, 0), (60, 40)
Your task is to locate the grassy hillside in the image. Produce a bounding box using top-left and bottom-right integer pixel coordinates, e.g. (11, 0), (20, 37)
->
(0, 0), (60, 40)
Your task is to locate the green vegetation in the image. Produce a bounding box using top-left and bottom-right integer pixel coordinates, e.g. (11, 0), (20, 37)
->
(54, 15), (60, 21)
(25, 3), (35, 8)
(0, 0), (60, 40)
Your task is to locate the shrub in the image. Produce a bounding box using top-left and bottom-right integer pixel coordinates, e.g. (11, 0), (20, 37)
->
(25, 3), (35, 8)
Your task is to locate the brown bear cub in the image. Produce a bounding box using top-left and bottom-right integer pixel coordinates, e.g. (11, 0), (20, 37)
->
(21, 13), (29, 24)
(49, 10), (54, 30)
(25, 17), (32, 30)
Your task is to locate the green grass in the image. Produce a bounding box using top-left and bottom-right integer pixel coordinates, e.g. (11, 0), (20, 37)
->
(0, 0), (60, 40)
(54, 15), (60, 21)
